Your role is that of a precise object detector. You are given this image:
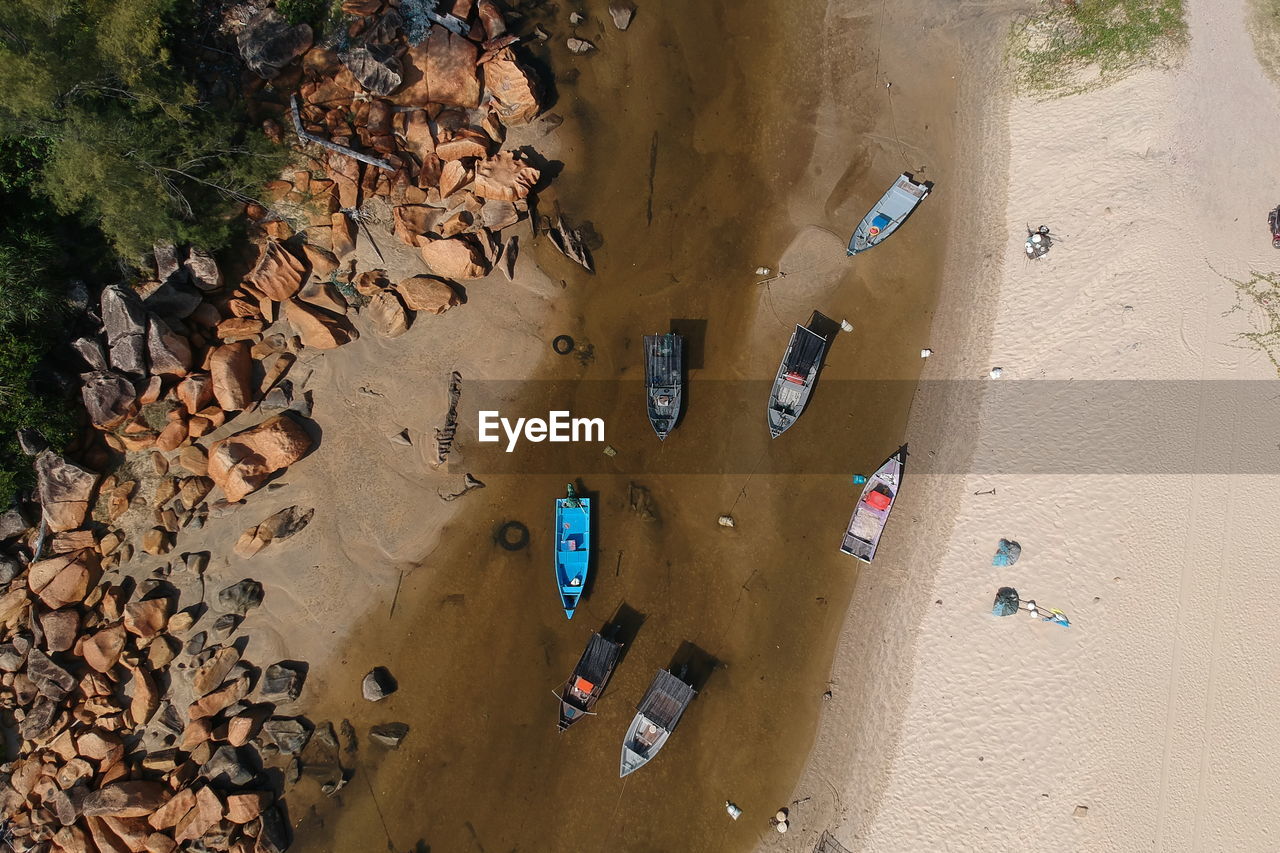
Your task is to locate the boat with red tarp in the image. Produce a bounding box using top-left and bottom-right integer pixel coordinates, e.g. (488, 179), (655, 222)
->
(840, 445), (906, 562)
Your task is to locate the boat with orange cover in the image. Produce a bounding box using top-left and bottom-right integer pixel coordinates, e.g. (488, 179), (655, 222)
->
(840, 445), (906, 562)
(555, 632), (623, 732)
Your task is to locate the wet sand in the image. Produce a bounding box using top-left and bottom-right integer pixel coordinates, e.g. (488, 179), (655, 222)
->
(288, 1), (966, 850)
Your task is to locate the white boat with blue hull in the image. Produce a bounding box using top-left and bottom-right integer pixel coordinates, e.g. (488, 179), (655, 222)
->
(840, 445), (906, 562)
(847, 173), (931, 255)
(554, 484), (590, 619)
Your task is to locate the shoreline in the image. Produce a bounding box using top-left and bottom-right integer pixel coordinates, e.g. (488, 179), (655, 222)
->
(282, 0), (965, 848)
(765, 3), (1017, 845)
(781, 0), (1280, 850)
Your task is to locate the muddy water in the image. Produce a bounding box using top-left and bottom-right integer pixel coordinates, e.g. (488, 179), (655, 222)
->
(290, 1), (959, 851)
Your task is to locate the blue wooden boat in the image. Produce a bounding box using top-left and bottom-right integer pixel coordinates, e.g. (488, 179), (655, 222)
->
(554, 484), (591, 619)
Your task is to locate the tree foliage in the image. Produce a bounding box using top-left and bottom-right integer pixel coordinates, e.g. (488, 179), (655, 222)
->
(0, 0), (286, 258)
(0, 140), (87, 505)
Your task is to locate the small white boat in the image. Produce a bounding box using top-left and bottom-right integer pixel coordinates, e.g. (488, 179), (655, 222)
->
(619, 669), (696, 777)
(847, 173), (931, 255)
(839, 445), (906, 562)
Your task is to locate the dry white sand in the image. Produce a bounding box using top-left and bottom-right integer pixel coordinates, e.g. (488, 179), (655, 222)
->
(772, 0), (1280, 850)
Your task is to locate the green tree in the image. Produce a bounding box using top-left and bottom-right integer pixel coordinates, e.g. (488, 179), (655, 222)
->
(0, 0), (285, 258)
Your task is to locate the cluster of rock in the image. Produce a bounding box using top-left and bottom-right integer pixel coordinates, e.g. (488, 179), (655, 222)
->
(235, 0), (566, 283)
(0, 538), (311, 853)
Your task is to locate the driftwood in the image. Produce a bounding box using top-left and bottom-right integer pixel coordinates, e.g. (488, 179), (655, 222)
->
(549, 216), (593, 273)
(289, 96), (395, 172)
(434, 371), (463, 465)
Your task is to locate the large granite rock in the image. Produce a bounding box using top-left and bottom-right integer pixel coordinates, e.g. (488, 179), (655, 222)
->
(35, 452), (99, 532)
(473, 151), (540, 201)
(208, 342), (253, 412)
(419, 236), (491, 280)
(238, 9), (313, 79)
(81, 781), (170, 818)
(184, 248), (223, 292)
(100, 285), (148, 375)
(483, 52), (541, 125)
(397, 276), (461, 314)
(340, 45), (402, 96)
(283, 298), (358, 349)
(208, 415), (313, 502)
(146, 317), (192, 376)
(81, 370), (138, 430)
(394, 28), (479, 108)
(247, 241), (306, 301)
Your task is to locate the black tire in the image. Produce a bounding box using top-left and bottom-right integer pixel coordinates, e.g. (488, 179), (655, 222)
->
(552, 335), (574, 355)
(495, 521), (530, 551)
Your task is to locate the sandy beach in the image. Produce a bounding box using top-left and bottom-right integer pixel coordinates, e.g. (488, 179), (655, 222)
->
(777, 0), (1280, 850)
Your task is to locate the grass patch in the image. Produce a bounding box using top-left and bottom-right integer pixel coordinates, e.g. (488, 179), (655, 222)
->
(1010, 0), (1188, 95)
(1224, 269), (1280, 373)
(1248, 0), (1280, 85)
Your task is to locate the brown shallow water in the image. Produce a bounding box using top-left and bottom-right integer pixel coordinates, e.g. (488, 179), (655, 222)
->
(290, 1), (960, 850)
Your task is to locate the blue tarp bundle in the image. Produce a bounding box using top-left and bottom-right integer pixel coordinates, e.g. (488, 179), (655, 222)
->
(993, 538), (1021, 567)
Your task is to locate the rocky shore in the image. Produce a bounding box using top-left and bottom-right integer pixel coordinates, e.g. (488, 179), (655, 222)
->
(0, 1), (572, 850)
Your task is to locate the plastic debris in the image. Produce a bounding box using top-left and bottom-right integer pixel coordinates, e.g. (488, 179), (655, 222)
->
(840, 319), (854, 332)
(602, 445), (617, 457)
(992, 586), (1070, 626)
(920, 348), (933, 358)
(755, 266), (772, 276)
(726, 801), (742, 820)
(989, 367), (1003, 379)
(775, 809), (789, 822)
(776, 821), (789, 834)
(853, 475), (868, 485)
(992, 539), (1021, 567)
(1025, 225), (1052, 259)
(992, 586), (1020, 617)
(717, 515), (735, 528)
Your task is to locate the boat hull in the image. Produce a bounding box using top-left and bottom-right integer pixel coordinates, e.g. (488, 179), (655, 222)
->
(619, 713), (671, 777)
(555, 493), (591, 619)
(840, 445), (906, 562)
(644, 334), (684, 440)
(618, 668), (696, 777)
(557, 633), (623, 731)
(766, 324), (828, 438)
(847, 173), (930, 255)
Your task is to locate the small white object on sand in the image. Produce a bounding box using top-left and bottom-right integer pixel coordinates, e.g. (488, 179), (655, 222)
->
(921, 348), (933, 358)
(840, 319), (854, 332)
(726, 801), (742, 820)
(776, 820), (789, 833)
(755, 266), (772, 276)
(718, 515), (735, 528)
(775, 809), (788, 822)
(989, 367), (1003, 378)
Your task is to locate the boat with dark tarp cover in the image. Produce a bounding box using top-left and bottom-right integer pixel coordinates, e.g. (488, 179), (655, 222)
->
(840, 445), (906, 562)
(847, 173), (931, 255)
(644, 333), (684, 440)
(555, 632), (624, 731)
(767, 321), (830, 438)
(619, 669), (697, 777)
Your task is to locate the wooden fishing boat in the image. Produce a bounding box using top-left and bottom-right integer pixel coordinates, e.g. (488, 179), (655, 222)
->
(554, 484), (591, 619)
(619, 669), (697, 777)
(644, 333), (684, 440)
(555, 632), (624, 732)
(767, 322), (829, 438)
(839, 445), (906, 562)
(847, 173), (931, 256)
